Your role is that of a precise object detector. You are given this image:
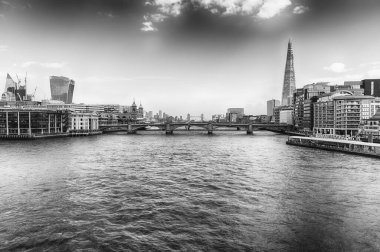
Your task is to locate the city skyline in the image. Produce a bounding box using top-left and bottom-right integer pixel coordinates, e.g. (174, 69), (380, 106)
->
(1, 0), (380, 117)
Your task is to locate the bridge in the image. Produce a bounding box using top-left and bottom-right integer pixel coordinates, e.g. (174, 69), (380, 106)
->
(99, 122), (291, 135)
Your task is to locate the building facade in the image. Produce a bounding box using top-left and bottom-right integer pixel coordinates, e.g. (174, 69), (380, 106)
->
(313, 93), (375, 136)
(50, 76), (75, 104)
(226, 108), (244, 123)
(274, 105), (293, 124)
(0, 108), (69, 136)
(69, 112), (99, 132)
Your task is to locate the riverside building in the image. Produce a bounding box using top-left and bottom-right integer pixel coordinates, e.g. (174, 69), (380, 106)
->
(313, 93), (375, 136)
(0, 108), (69, 138)
(69, 112), (99, 132)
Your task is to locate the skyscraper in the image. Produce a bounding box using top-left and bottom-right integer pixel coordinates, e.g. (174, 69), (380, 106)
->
(267, 99), (280, 116)
(50, 76), (75, 104)
(281, 40), (296, 106)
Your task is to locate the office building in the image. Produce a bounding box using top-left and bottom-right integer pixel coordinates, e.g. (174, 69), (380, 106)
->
(226, 108), (244, 123)
(0, 108), (69, 136)
(267, 99), (280, 116)
(293, 82), (330, 131)
(50, 76), (75, 104)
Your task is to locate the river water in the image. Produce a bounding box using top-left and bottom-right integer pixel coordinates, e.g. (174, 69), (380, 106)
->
(0, 131), (379, 251)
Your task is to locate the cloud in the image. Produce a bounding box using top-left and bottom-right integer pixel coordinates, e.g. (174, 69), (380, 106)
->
(21, 61), (66, 69)
(141, 20), (158, 32)
(153, 0), (182, 16)
(146, 0), (294, 21)
(257, 0), (291, 19)
(324, 62), (348, 73)
(141, 0), (296, 33)
(197, 0), (263, 15)
(293, 5), (308, 14)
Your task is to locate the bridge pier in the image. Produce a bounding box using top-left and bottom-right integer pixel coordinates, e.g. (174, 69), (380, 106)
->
(207, 124), (213, 135)
(165, 123), (173, 135)
(127, 124), (136, 134)
(247, 124), (253, 135)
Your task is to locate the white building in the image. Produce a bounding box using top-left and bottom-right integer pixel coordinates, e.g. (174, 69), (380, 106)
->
(279, 110), (293, 124)
(69, 112), (99, 132)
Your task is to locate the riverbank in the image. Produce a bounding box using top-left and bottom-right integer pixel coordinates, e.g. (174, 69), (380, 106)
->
(0, 130), (103, 140)
(286, 136), (380, 158)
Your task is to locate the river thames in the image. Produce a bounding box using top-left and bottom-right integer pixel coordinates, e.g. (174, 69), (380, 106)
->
(0, 131), (379, 251)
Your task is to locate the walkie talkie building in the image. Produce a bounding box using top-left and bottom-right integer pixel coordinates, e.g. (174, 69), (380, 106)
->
(50, 76), (75, 104)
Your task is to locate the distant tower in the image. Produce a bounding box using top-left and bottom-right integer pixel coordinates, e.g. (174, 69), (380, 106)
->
(131, 99), (138, 120)
(138, 102), (144, 118)
(281, 40), (296, 106)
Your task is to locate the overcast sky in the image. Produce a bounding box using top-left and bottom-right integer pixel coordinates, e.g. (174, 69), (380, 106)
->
(1, 0), (380, 117)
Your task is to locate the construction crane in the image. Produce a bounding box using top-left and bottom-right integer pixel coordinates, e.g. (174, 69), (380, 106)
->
(31, 86), (37, 100)
(15, 74), (21, 89)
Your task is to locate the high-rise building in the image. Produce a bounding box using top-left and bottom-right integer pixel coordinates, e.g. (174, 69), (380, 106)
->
(361, 79), (380, 97)
(281, 40), (296, 106)
(50, 76), (75, 104)
(267, 99), (280, 116)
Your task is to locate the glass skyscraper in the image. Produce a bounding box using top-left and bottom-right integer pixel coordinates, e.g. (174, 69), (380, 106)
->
(281, 40), (296, 106)
(50, 76), (75, 104)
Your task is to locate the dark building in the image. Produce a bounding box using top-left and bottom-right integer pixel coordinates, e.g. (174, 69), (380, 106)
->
(292, 88), (304, 128)
(50, 76), (75, 104)
(361, 79), (380, 97)
(0, 108), (69, 137)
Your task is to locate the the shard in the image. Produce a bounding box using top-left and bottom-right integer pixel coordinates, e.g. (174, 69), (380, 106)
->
(281, 40), (296, 106)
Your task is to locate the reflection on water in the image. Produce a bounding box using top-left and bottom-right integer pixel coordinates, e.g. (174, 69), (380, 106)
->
(0, 131), (379, 251)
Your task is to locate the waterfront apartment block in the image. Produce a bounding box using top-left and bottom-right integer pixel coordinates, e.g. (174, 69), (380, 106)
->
(0, 108), (69, 137)
(333, 95), (373, 135)
(314, 94), (375, 135)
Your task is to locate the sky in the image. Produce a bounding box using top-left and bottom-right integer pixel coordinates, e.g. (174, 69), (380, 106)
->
(1, 0), (380, 118)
